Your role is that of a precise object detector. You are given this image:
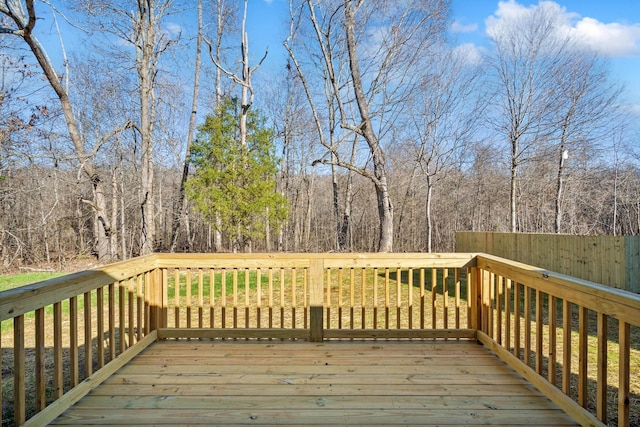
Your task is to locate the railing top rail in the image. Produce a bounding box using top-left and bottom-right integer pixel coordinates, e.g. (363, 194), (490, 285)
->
(0, 254), (157, 321)
(476, 253), (640, 326)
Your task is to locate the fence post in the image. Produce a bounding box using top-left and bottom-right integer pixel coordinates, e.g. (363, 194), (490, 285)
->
(309, 258), (325, 342)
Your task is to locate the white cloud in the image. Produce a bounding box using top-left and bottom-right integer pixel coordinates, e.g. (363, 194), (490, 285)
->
(453, 43), (484, 66)
(572, 18), (640, 57)
(485, 0), (640, 58)
(451, 20), (478, 33)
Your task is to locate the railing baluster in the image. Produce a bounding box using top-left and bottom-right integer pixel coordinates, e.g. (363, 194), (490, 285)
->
(304, 268), (309, 330)
(548, 295), (557, 385)
(496, 275), (503, 344)
(14, 314), (25, 425)
(127, 279), (135, 346)
(174, 269), (180, 329)
(232, 269), (238, 329)
(70, 296), (78, 387)
(109, 283), (115, 361)
(97, 287), (104, 368)
(137, 275), (144, 340)
(504, 279), (511, 352)
(186, 269), (192, 329)
(53, 301), (63, 398)
(291, 268), (297, 329)
(326, 268), (332, 329)
(361, 268), (366, 329)
(454, 268), (460, 330)
(84, 291), (93, 377)
(350, 268), (355, 329)
(395, 267), (401, 329)
(257, 268), (263, 329)
(535, 289), (543, 374)
(373, 268), (379, 329)
(562, 299), (571, 396)
(385, 267), (390, 329)
(420, 268), (425, 329)
(279, 268), (284, 329)
(407, 267), (413, 329)
(443, 268), (449, 332)
(198, 268), (204, 330)
(338, 268), (343, 329)
(618, 319), (630, 427)
(210, 269), (216, 328)
(244, 268), (250, 329)
(118, 281), (126, 353)
(524, 285), (531, 366)
(578, 306), (588, 407)
(596, 312), (608, 423)
(35, 307), (46, 412)
(514, 283), (521, 359)
(431, 268), (437, 329)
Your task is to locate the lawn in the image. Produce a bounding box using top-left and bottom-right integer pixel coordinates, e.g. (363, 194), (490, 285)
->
(0, 271), (64, 292)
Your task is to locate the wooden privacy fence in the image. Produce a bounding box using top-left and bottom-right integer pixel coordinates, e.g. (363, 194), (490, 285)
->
(456, 232), (640, 293)
(0, 252), (639, 426)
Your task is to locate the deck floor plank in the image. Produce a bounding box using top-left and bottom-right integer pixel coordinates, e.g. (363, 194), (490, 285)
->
(51, 340), (579, 426)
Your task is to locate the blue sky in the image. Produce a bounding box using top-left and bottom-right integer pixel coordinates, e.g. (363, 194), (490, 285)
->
(448, 0), (640, 108)
(245, 0), (640, 111)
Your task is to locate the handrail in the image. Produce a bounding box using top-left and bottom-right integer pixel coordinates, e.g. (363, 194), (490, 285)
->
(474, 253), (640, 427)
(0, 252), (637, 426)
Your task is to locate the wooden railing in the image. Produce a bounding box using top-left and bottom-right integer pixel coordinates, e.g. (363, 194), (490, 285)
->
(474, 254), (640, 427)
(1, 252), (638, 426)
(152, 253), (476, 341)
(0, 255), (161, 426)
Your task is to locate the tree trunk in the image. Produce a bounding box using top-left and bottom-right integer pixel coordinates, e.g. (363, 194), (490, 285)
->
(136, 0), (158, 255)
(510, 139), (518, 233)
(344, 1), (393, 252)
(171, 0), (202, 252)
(425, 176), (433, 253)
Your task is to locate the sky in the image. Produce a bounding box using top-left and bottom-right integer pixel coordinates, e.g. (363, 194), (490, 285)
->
(243, 0), (640, 112)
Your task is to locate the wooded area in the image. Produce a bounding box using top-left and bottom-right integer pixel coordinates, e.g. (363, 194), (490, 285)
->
(1, 0), (639, 271)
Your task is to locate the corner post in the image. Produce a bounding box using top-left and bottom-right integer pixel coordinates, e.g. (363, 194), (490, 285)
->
(309, 258), (325, 342)
(468, 266), (481, 331)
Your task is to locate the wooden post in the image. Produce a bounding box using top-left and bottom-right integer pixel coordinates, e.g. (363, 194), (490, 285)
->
(468, 267), (481, 331)
(147, 269), (158, 332)
(309, 258), (324, 342)
(618, 320), (630, 427)
(161, 268), (168, 329)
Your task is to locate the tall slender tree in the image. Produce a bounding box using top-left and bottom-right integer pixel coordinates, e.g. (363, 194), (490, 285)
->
(288, 0), (450, 252)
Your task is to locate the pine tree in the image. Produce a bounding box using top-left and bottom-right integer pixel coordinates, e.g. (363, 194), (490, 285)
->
(186, 97), (288, 252)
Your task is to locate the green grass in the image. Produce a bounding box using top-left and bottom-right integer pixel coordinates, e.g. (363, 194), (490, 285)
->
(168, 269), (286, 300)
(0, 271), (64, 292)
(0, 271), (80, 333)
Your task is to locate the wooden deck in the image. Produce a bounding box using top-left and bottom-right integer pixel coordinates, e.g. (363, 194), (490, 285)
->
(50, 340), (578, 426)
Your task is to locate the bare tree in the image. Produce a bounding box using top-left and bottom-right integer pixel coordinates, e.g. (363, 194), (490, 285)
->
(208, 0), (267, 150)
(549, 48), (622, 233)
(170, 0), (202, 253)
(408, 46), (484, 251)
(288, 0), (450, 252)
(74, 0), (175, 255)
(0, 0), (133, 262)
(487, 5), (564, 232)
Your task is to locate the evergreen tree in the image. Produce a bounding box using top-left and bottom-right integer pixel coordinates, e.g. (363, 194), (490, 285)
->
(186, 97), (288, 252)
